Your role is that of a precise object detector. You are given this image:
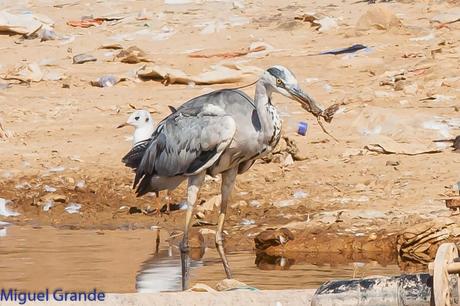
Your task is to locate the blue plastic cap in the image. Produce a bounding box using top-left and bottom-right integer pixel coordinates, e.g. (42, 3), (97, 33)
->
(297, 121), (308, 136)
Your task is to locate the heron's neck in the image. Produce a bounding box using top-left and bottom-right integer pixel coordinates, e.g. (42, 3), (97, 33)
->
(254, 81), (277, 139)
(133, 125), (154, 146)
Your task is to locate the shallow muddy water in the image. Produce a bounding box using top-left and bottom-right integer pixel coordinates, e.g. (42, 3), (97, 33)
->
(0, 225), (407, 292)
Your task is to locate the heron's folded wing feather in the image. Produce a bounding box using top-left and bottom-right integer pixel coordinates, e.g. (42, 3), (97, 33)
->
(134, 108), (236, 189)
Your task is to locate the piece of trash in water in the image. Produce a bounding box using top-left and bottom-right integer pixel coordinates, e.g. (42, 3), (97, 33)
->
(319, 44), (368, 55)
(67, 18), (104, 28)
(44, 185), (56, 192)
(297, 122), (308, 136)
(73, 53), (97, 64)
(64, 203), (81, 214)
(42, 200), (54, 212)
(293, 190), (308, 199)
(240, 219), (256, 226)
(91, 75), (121, 87)
(0, 198), (20, 217)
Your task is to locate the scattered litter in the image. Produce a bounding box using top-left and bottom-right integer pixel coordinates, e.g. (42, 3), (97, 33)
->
(189, 42), (272, 59)
(15, 182), (32, 190)
(0, 10), (52, 35)
(364, 137), (442, 155)
(44, 185), (56, 192)
(42, 200), (54, 212)
(297, 122), (308, 136)
(240, 219), (255, 226)
(319, 44), (368, 56)
(1, 63), (64, 83)
(73, 53), (97, 64)
(0, 198), (20, 217)
(64, 203), (81, 214)
(91, 75), (124, 87)
(75, 180), (86, 190)
(48, 166), (65, 173)
(249, 200), (261, 208)
(39, 27), (58, 41)
(67, 18), (104, 28)
(431, 10), (460, 25)
(294, 13), (337, 32)
(410, 33), (435, 42)
(273, 199), (297, 208)
(99, 43), (123, 50)
(293, 190), (308, 199)
(115, 46), (151, 63)
(137, 63), (260, 85)
(356, 6), (402, 31)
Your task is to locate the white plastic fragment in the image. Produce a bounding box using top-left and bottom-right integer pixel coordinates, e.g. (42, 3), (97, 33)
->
(64, 203), (81, 214)
(44, 185), (56, 192)
(0, 198), (20, 217)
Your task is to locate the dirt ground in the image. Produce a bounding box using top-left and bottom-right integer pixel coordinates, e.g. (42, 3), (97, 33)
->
(1, 0), (460, 261)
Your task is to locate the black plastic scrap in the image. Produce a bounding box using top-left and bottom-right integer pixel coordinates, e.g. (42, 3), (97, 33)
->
(319, 44), (368, 55)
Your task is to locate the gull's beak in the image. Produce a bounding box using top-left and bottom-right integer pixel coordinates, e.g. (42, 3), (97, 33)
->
(117, 122), (129, 129)
(287, 85), (337, 123)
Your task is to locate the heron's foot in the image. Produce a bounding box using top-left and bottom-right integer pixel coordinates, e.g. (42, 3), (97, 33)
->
(180, 240), (190, 290)
(216, 232), (233, 279)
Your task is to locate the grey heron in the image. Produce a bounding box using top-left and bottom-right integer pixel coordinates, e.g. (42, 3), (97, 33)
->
(122, 65), (336, 289)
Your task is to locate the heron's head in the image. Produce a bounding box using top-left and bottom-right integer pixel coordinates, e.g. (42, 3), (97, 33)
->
(261, 65), (329, 120)
(117, 109), (153, 129)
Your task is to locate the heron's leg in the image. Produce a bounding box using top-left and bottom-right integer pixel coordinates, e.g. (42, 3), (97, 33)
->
(180, 172), (205, 290)
(216, 167), (238, 279)
(165, 190), (171, 213)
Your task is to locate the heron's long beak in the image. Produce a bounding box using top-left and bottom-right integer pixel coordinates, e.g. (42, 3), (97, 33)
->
(117, 123), (129, 129)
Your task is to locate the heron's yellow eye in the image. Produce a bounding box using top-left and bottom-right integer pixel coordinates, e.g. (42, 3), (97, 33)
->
(276, 78), (282, 86)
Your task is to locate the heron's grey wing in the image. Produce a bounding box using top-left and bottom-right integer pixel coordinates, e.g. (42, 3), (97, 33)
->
(134, 105), (236, 195)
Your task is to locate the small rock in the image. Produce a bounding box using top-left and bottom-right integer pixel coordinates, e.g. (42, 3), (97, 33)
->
(41, 194), (66, 203)
(73, 53), (97, 64)
(200, 195), (221, 211)
(386, 160), (400, 166)
(195, 211), (205, 219)
(282, 154), (294, 167)
(273, 199), (297, 208)
(368, 233), (378, 241)
(231, 200), (248, 209)
(254, 228), (294, 250)
(128, 206), (142, 214)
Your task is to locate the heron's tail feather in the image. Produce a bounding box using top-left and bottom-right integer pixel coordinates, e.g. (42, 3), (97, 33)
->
(121, 140), (150, 169)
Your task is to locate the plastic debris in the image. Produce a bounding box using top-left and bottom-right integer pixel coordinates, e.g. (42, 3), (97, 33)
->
(293, 190), (308, 199)
(410, 33), (435, 42)
(0, 11), (52, 35)
(44, 185), (57, 192)
(189, 43), (269, 59)
(39, 27), (58, 41)
(42, 200), (54, 212)
(67, 18), (104, 28)
(0, 198), (20, 217)
(297, 122), (308, 136)
(273, 199), (297, 208)
(240, 219), (255, 226)
(64, 203), (81, 214)
(319, 44), (368, 56)
(48, 166), (65, 173)
(91, 75), (122, 87)
(115, 46), (151, 64)
(73, 53), (97, 64)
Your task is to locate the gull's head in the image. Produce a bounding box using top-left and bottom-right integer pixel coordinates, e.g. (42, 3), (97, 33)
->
(117, 110), (153, 129)
(260, 65), (330, 120)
